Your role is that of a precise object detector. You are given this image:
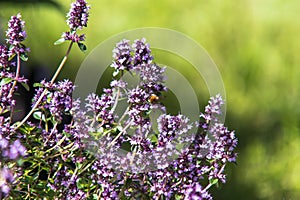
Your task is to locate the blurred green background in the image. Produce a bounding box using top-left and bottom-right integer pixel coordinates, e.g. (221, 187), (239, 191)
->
(1, 0), (300, 199)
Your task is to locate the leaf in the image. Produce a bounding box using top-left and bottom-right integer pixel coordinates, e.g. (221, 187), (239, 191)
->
(9, 45), (14, 51)
(33, 111), (46, 121)
(78, 42), (87, 52)
(150, 134), (158, 143)
(17, 158), (24, 166)
(0, 108), (9, 115)
(54, 38), (66, 45)
(20, 53), (28, 61)
(113, 70), (119, 77)
(33, 111), (42, 120)
(8, 53), (16, 61)
(116, 125), (123, 132)
(209, 178), (219, 186)
(93, 194), (99, 200)
(17, 122), (36, 134)
(21, 82), (30, 91)
(0, 77), (13, 86)
(33, 82), (44, 87)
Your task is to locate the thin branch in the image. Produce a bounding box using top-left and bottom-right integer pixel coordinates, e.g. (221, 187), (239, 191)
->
(15, 42), (74, 130)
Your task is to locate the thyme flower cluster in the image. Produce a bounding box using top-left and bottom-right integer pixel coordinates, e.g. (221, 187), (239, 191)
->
(0, 0), (237, 199)
(6, 13), (29, 55)
(62, 0), (90, 44)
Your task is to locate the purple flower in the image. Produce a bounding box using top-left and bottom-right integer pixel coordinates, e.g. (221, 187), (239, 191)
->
(184, 183), (212, 200)
(0, 45), (9, 68)
(157, 114), (191, 146)
(128, 87), (149, 105)
(63, 31), (85, 42)
(63, 99), (90, 149)
(66, 0), (90, 30)
(32, 79), (51, 109)
(111, 39), (133, 71)
(49, 80), (74, 120)
(49, 165), (88, 199)
(132, 39), (167, 94)
(0, 117), (14, 140)
(110, 79), (127, 88)
(148, 169), (173, 199)
(139, 63), (167, 95)
(32, 79), (74, 121)
(205, 94), (224, 116)
(127, 87), (151, 130)
(208, 162), (226, 184)
(6, 13), (29, 55)
(3, 139), (26, 160)
(0, 137), (9, 149)
(199, 94), (224, 129)
(0, 72), (28, 113)
(195, 94), (237, 184)
(206, 123), (238, 163)
(132, 38), (153, 66)
(0, 167), (14, 195)
(90, 160), (119, 198)
(0, 35), (238, 199)
(0, 81), (15, 112)
(0, 56), (29, 112)
(86, 89), (115, 127)
(140, 63), (165, 83)
(129, 135), (153, 152)
(100, 182), (119, 199)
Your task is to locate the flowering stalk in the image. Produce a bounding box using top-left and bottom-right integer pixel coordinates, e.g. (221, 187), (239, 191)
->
(15, 0), (90, 130)
(8, 53), (20, 99)
(7, 53), (20, 121)
(15, 42), (73, 130)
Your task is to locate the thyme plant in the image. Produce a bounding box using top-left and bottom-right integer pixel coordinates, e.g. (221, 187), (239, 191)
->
(0, 1), (237, 199)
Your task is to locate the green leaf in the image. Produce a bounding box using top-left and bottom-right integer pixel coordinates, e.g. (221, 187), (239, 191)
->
(116, 125), (123, 132)
(78, 42), (87, 52)
(8, 53), (16, 61)
(21, 82), (30, 91)
(113, 70), (119, 77)
(20, 53), (28, 61)
(150, 134), (158, 143)
(17, 122), (36, 135)
(0, 108), (9, 115)
(209, 178), (219, 186)
(9, 45), (14, 51)
(33, 82), (44, 87)
(54, 38), (66, 45)
(33, 111), (42, 120)
(33, 111), (46, 121)
(17, 158), (24, 166)
(0, 77), (13, 86)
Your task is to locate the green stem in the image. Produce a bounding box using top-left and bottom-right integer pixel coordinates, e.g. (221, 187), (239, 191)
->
(14, 42), (74, 130)
(45, 136), (66, 153)
(111, 87), (120, 113)
(44, 122), (58, 146)
(50, 42), (73, 84)
(8, 53), (20, 98)
(77, 160), (95, 176)
(6, 53), (20, 119)
(107, 119), (134, 148)
(118, 106), (130, 124)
